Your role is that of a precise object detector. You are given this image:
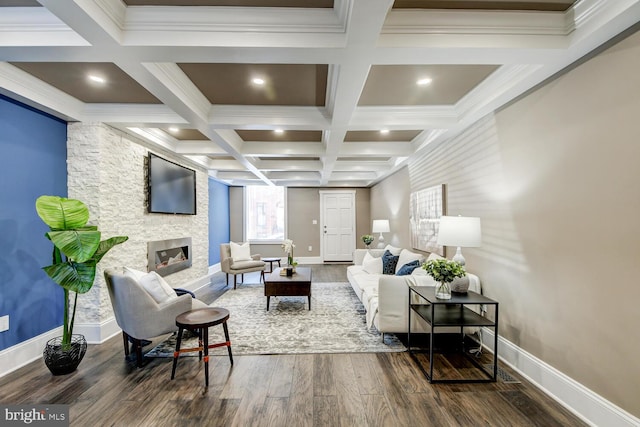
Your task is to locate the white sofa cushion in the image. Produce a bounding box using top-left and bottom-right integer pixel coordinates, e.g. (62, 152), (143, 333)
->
(384, 244), (402, 256)
(362, 252), (383, 274)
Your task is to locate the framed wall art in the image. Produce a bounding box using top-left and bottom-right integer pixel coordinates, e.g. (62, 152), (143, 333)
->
(409, 184), (446, 256)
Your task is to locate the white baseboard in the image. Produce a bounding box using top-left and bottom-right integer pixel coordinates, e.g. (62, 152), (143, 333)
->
(75, 318), (121, 344)
(209, 263), (221, 275)
(0, 327), (62, 378)
(482, 328), (640, 427)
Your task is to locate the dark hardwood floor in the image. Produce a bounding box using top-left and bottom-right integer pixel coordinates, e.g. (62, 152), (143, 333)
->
(0, 264), (586, 426)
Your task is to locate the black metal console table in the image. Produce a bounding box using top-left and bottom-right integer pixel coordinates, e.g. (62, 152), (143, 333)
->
(408, 286), (499, 383)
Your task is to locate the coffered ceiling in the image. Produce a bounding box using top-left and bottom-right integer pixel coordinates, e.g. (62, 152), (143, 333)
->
(1, 0), (639, 187)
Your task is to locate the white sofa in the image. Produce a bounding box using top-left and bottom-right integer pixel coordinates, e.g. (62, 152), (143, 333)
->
(347, 246), (481, 338)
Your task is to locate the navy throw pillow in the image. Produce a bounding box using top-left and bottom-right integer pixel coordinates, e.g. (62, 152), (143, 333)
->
(381, 250), (399, 275)
(395, 259), (421, 276)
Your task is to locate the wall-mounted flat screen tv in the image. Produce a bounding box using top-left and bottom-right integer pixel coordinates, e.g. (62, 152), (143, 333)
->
(148, 153), (197, 215)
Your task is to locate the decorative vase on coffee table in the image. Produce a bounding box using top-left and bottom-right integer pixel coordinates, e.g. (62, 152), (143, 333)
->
(435, 282), (452, 300)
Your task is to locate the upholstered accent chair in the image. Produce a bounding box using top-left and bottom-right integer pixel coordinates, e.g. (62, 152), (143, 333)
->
(104, 267), (208, 367)
(220, 243), (266, 289)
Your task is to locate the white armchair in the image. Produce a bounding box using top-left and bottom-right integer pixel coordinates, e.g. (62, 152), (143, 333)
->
(220, 243), (265, 289)
(104, 267), (208, 367)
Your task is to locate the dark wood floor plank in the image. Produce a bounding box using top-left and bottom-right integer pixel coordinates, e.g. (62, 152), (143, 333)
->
(361, 394), (397, 427)
(219, 355), (261, 399)
(313, 353), (335, 397)
(333, 353), (369, 426)
(349, 353), (384, 395)
(372, 353), (418, 426)
(230, 355), (278, 427)
(313, 395), (340, 427)
(267, 354), (296, 398)
(263, 397), (289, 427)
(285, 355), (314, 427)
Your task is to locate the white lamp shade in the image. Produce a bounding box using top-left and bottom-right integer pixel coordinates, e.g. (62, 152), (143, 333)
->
(436, 216), (481, 247)
(372, 219), (390, 233)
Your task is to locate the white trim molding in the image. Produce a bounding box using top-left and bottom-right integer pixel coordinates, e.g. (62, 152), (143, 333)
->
(0, 327), (62, 378)
(482, 329), (640, 427)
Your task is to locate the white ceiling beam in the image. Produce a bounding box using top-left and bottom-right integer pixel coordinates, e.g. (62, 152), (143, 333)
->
(209, 106), (330, 130)
(36, 0), (124, 46)
(256, 160), (323, 171)
(321, 0), (394, 185)
(82, 104), (186, 124)
(175, 141), (227, 156)
(349, 106), (459, 129)
(207, 159), (245, 171)
(241, 142), (325, 157)
(265, 171), (321, 180)
(338, 142), (414, 156)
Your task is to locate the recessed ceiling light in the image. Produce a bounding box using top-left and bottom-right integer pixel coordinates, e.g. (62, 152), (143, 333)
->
(274, 129), (284, 134)
(380, 129), (389, 134)
(417, 77), (432, 86)
(252, 78), (265, 86)
(168, 127), (179, 133)
(88, 75), (106, 84)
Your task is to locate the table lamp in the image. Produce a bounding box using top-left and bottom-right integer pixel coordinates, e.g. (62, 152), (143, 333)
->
(372, 219), (390, 249)
(436, 215), (481, 266)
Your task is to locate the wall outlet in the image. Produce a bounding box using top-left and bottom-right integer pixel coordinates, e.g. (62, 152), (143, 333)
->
(308, 246), (312, 251)
(0, 315), (8, 332)
(312, 219), (317, 225)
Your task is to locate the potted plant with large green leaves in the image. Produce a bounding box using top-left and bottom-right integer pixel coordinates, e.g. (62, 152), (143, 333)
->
(36, 195), (128, 375)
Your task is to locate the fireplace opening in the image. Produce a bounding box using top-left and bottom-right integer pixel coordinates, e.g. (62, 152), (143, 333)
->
(147, 237), (192, 277)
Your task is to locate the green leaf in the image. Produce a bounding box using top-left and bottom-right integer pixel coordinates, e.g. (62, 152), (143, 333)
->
(92, 236), (128, 264)
(47, 230), (101, 263)
(43, 262), (97, 294)
(36, 196), (89, 230)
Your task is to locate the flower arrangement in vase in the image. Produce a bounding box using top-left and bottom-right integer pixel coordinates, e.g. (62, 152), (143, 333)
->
(281, 239), (297, 273)
(421, 258), (466, 300)
(361, 234), (374, 248)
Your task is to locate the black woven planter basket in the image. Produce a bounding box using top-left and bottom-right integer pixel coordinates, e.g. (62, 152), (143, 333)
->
(43, 334), (87, 375)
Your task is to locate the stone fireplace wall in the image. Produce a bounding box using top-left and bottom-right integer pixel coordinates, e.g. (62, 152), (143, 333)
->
(67, 122), (209, 328)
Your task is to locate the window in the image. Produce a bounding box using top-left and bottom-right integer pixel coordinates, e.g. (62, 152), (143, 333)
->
(245, 185), (285, 241)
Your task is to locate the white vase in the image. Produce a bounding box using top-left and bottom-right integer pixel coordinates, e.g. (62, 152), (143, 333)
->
(435, 282), (451, 300)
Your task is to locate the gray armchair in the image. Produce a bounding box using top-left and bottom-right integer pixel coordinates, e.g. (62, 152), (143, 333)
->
(220, 243), (265, 289)
(104, 267), (208, 367)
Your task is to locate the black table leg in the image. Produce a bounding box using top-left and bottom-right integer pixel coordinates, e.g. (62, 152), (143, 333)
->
(223, 321), (233, 365)
(171, 327), (184, 380)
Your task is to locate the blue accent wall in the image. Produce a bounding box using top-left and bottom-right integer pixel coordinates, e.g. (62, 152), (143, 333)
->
(208, 178), (230, 265)
(0, 95), (67, 351)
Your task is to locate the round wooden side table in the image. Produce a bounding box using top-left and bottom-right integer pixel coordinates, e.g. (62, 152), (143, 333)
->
(261, 257), (282, 273)
(171, 307), (233, 387)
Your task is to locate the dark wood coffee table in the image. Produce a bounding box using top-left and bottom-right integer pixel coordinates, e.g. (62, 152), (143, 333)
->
(264, 267), (312, 311)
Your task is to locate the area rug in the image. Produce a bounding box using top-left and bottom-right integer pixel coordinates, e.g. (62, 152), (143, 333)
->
(146, 282), (405, 357)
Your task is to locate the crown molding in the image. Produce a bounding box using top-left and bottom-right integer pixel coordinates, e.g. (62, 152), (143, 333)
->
(122, 6), (345, 48)
(0, 8), (89, 46)
(383, 9), (568, 37)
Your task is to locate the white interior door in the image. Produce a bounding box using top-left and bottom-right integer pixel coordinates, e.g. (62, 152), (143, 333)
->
(320, 191), (355, 261)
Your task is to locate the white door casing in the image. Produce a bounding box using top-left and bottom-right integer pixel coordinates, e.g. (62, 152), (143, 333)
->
(320, 190), (355, 262)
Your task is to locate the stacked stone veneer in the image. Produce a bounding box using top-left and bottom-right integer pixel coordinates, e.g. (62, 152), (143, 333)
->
(67, 122), (209, 325)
